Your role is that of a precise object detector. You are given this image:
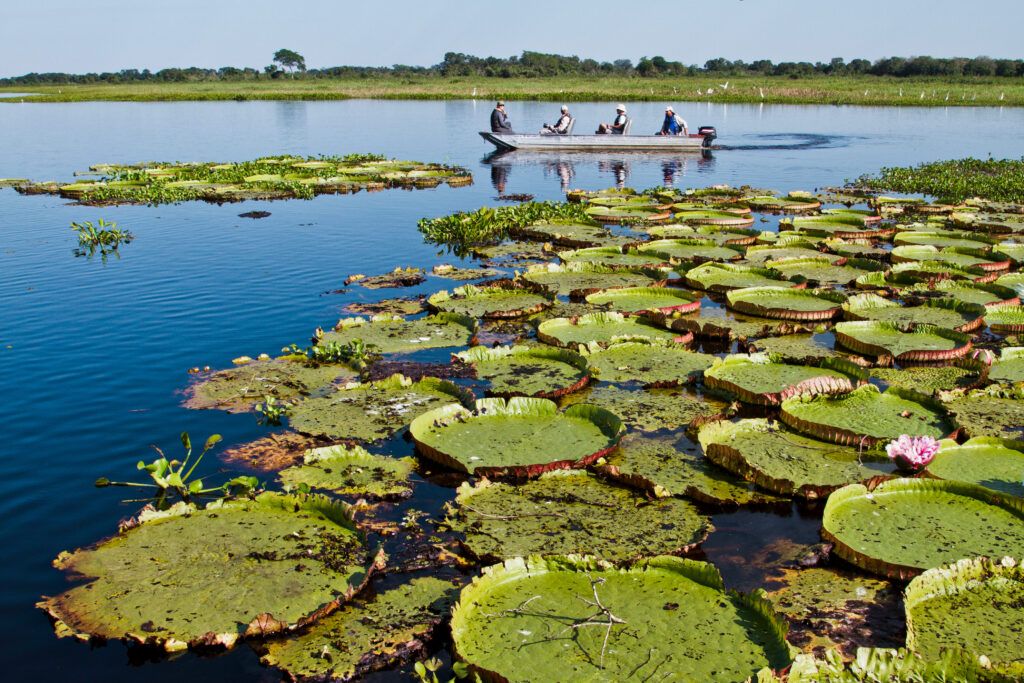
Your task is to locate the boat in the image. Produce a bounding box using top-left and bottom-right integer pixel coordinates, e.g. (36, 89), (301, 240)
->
(480, 119), (717, 152)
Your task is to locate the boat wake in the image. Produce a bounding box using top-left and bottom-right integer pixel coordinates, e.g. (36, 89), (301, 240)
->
(715, 133), (846, 151)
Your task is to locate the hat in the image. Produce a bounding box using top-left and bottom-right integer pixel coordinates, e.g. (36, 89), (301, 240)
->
(666, 105), (674, 112)
(561, 105), (568, 112)
(616, 103), (626, 111)
(497, 100), (505, 106)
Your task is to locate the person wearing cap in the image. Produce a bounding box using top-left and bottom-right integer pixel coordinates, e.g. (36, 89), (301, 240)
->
(596, 104), (628, 134)
(657, 106), (688, 136)
(490, 101), (513, 133)
(541, 105), (572, 135)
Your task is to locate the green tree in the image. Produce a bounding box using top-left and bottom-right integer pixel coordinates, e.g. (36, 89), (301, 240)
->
(272, 49), (306, 77)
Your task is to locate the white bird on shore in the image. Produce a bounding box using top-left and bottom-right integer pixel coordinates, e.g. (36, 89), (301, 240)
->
(472, 88), (477, 97)
(707, 88), (714, 95)
(864, 90), (868, 96)
(759, 87), (764, 99)
(697, 88), (703, 95)
(920, 91), (925, 99)
(719, 81), (729, 90)
(899, 88), (902, 97)
(1000, 92), (1005, 101)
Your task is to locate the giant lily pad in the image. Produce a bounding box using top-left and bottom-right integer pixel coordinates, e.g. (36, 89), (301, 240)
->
(703, 354), (868, 406)
(822, 238), (890, 259)
(780, 384), (954, 447)
(891, 245), (1010, 271)
(562, 384), (725, 432)
(453, 345), (591, 398)
(638, 238), (743, 263)
(910, 279), (1020, 309)
(842, 294), (986, 332)
(673, 210), (756, 227)
(289, 374), (474, 442)
(585, 204), (671, 223)
(697, 418), (895, 499)
(821, 478), (1024, 579)
(726, 286), (847, 321)
(558, 246), (670, 269)
(926, 437), (1024, 498)
(427, 282), (553, 319)
(584, 286), (700, 316)
(744, 243), (837, 265)
(996, 271), (1024, 292)
(782, 215), (892, 240)
(769, 257), (885, 286)
(744, 194), (821, 212)
(746, 334), (839, 364)
(905, 557), (1024, 673)
(513, 221), (628, 248)
(445, 470), (711, 562)
(985, 305), (1024, 333)
(871, 360), (988, 395)
(833, 321), (972, 362)
(258, 577), (459, 681)
(37, 493), (383, 650)
(410, 397), (624, 477)
(943, 387), (1024, 440)
(536, 312), (690, 349)
(886, 260), (993, 284)
(451, 555), (793, 682)
(519, 262), (660, 299)
(321, 313), (478, 353)
(989, 347), (1024, 383)
(184, 359), (357, 412)
(277, 444), (414, 500)
(671, 307), (815, 340)
(578, 339), (715, 387)
(684, 262), (796, 292)
(894, 230), (999, 250)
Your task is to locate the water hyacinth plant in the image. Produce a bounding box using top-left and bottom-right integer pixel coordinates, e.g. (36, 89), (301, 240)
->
(885, 434), (940, 473)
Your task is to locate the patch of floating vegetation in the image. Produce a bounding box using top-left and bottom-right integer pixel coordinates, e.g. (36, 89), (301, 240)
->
(562, 383), (725, 432)
(853, 157), (1024, 203)
(17, 154), (472, 205)
(277, 444), (415, 500)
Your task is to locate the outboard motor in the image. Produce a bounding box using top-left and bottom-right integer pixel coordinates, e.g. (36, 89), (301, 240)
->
(698, 126), (717, 147)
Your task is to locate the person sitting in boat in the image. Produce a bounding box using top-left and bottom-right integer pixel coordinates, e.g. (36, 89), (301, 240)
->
(541, 105), (572, 134)
(657, 106), (688, 136)
(490, 101), (513, 133)
(596, 104), (627, 134)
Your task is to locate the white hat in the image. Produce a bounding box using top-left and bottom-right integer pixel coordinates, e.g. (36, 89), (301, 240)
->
(666, 105), (674, 112)
(561, 105), (568, 112)
(616, 103), (626, 111)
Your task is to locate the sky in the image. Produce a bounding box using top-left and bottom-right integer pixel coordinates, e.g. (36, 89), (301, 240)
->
(2, 0), (1022, 78)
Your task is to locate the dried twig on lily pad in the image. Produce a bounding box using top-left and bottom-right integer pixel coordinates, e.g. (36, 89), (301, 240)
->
(552, 575), (628, 669)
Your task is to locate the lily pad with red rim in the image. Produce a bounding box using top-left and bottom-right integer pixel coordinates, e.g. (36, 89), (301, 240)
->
(452, 344), (591, 398)
(833, 320), (973, 363)
(427, 282), (554, 319)
(726, 286), (847, 321)
(578, 338), (715, 387)
(584, 286), (700, 316)
(703, 353), (868, 406)
(536, 311), (691, 349)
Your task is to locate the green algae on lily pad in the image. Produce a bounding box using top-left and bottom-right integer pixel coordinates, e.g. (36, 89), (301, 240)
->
(410, 397), (624, 477)
(743, 243), (837, 265)
(320, 313), (477, 354)
(427, 282), (553, 319)
(638, 238), (744, 263)
(927, 437), (1024, 498)
(184, 358), (357, 412)
(697, 418), (895, 499)
(451, 555), (794, 683)
(452, 344), (591, 398)
(894, 230), (1000, 250)
(781, 215), (892, 240)
(684, 262), (794, 292)
(842, 294), (986, 333)
(769, 256), (886, 287)
(562, 383), (725, 433)
(985, 305), (1024, 334)
(430, 264), (506, 281)
(289, 374), (474, 442)
(446, 470), (711, 562)
(822, 238), (890, 259)
(905, 557), (1024, 674)
(343, 296), (427, 317)
(887, 260), (993, 284)
(943, 387), (1024, 440)
(585, 204), (672, 223)
(834, 321), (972, 363)
(821, 478), (1024, 579)
(989, 347), (1024, 383)
(277, 444), (414, 500)
(258, 576), (459, 681)
(597, 432), (786, 505)
(780, 384), (954, 447)
(871, 360), (989, 395)
(891, 244), (1010, 271)
(38, 493), (384, 651)
(584, 286), (700, 316)
(518, 261), (660, 299)
(579, 339), (714, 387)
(536, 311), (691, 350)
(671, 306), (816, 341)
(726, 286), (847, 321)
(703, 353), (868, 406)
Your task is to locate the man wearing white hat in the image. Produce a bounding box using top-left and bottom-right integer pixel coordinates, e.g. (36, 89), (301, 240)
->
(658, 105), (688, 136)
(542, 105), (572, 134)
(596, 104), (628, 134)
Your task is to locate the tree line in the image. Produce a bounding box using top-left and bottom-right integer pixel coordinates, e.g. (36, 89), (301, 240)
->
(4, 51), (1023, 86)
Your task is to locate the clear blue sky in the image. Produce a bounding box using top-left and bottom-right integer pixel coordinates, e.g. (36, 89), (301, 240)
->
(2, 0), (1021, 78)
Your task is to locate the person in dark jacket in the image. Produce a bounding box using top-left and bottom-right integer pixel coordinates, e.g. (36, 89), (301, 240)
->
(596, 104), (627, 134)
(657, 105), (688, 135)
(490, 101), (513, 133)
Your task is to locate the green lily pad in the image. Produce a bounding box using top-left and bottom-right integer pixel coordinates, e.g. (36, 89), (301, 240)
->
(834, 321), (972, 362)
(289, 374), (474, 442)
(843, 294), (986, 332)
(887, 260), (990, 283)
(562, 383), (725, 432)
(596, 433), (785, 505)
(769, 257), (886, 286)
(943, 388), (1024, 440)
(989, 347), (1024, 383)
(871, 361), (988, 395)
(321, 313), (478, 353)
(578, 339), (715, 387)
(453, 344), (591, 398)
(451, 555), (793, 682)
(996, 272), (1024, 291)
(911, 279), (1020, 308)
(344, 297), (427, 317)
(782, 215), (891, 239)
(445, 470), (711, 562)
(689, 225), (761, 244)
(536, 312), (689, 349)
(703, 353), (868, 406)
(37, 493), (382, 650)
(821, 478), (1024, 579)
(584, 286), (700, 315)
(428, 283), (554, 319)
(673, 210), (756, 227)
(347, 267), (426, 289)
(410, 397), (624, 477)
(927, 437), (1024, 498)
(698, 418), (894, 499)
(996, 241), (1024, 264)
(184, 358), (357, 412)
(822, 238), (890, 259)
(894, 230), (999, 250)
(780, 384), (954, 447)
(684, 262), (793, 292)
(277, 444), (414, 500)
(585, 204), (671, 223)
(744, 243), (838, 265)
(744, 194), (821, 212)
(745, 334), (839, 364)
(905, 557), (1024, 674)
(559, 246), (671, 269)
(985, 305), (1024, 333)
(514, 221), (632, 248)
(891, 244), (1009, 270)
(726, 286), (847, 321)
(638, 238), (744, 263)
(519, 262), (659, 299)
(431, 264), (506, 281)
(672, 306), (816, 340)
(258, 577), (459, 681)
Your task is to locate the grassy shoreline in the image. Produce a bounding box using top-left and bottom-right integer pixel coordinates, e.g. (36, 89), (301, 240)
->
(3, 75), (1023, 106)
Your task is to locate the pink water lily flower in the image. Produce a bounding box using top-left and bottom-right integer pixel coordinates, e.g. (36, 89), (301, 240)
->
(885, 434), (940, 472)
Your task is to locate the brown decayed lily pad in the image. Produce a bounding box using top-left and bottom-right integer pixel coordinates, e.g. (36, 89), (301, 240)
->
(183, 359), (357, 413)
(345, 267), (426, 289)
(220, 431), (331, 471)
(431, 264), (506, 281)
(343, 296), (428, 317)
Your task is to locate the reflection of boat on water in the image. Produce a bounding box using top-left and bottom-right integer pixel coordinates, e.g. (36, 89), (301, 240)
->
(480, 127), (716, 151)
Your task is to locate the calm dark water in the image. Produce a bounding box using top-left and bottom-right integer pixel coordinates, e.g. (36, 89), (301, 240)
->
(2, 100), (1023, 682)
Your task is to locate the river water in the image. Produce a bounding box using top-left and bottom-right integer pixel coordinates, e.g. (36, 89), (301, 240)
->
(2, 99), (1023, 682)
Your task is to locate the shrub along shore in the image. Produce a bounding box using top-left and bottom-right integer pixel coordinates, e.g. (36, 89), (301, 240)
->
(3, 75), (1024, 106)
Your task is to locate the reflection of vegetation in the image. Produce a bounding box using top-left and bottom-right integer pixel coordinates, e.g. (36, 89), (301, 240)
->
(417, 201), (589, 255)
(70, 218), (133, 259)
(853, 157), (1024, 202)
